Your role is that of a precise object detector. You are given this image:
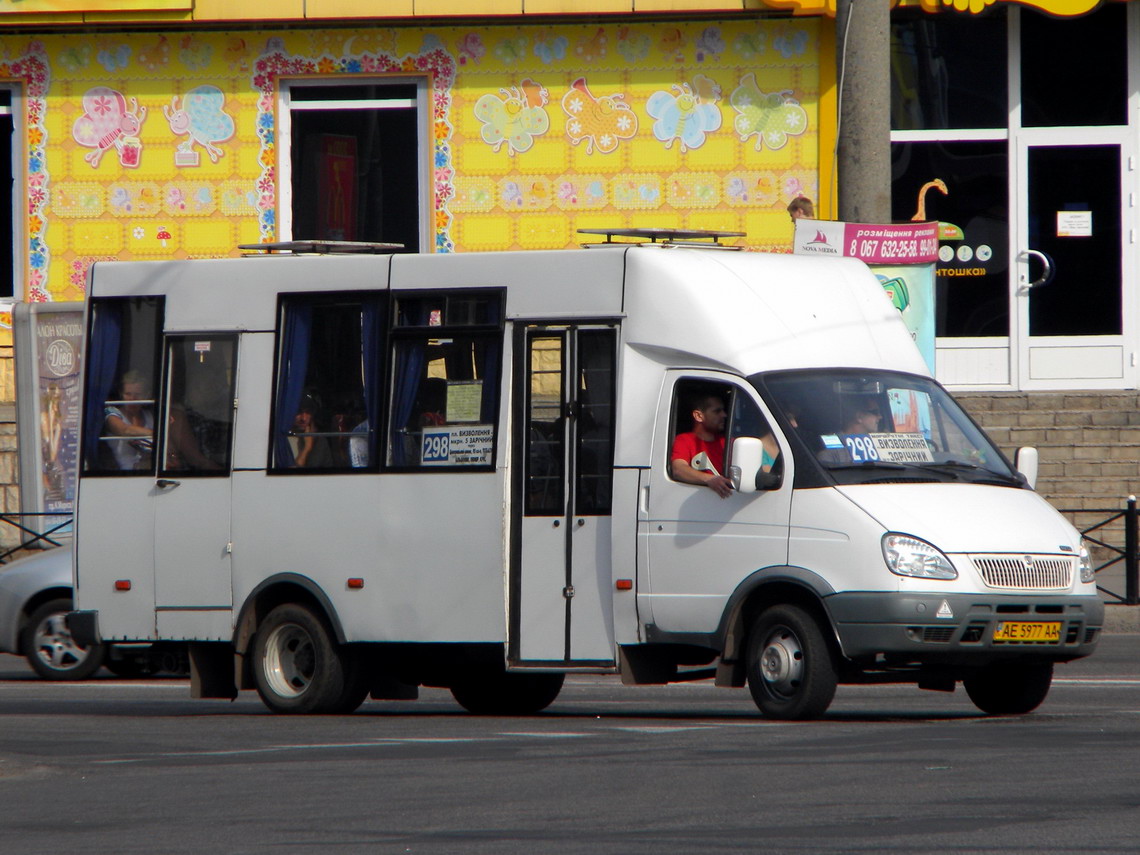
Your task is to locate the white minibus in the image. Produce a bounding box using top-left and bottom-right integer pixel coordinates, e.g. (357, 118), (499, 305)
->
(69, 233), (1103, 719)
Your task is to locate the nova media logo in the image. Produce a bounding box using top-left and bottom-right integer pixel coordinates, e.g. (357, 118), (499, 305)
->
(801, 228), (839, 255)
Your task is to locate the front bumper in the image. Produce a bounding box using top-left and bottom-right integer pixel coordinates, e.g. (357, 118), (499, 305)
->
(826, 591), (1104, 664)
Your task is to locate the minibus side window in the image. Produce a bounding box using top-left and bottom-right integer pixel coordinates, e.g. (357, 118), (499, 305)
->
(386, 291), (503, 469)
(270, 294), (383, 472)
(160, 336), (237, 474)
(81, 297), (164, 475)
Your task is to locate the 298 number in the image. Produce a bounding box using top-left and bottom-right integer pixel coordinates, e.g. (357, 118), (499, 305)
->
(422, 433), (450, 462)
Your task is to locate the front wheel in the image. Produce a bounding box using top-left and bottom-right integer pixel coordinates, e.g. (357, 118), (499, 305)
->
(252, 603), (354, 714)
(964, 661), (1053, 715)
(21, 598), (105, 681)
(746, 604), (838, 721)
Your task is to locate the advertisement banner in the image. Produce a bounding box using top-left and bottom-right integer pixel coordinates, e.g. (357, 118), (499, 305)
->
(794, 219), (938, 371)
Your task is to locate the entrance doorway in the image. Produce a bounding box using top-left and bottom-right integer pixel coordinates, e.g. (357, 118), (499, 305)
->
(1015, 136), (1133, 388)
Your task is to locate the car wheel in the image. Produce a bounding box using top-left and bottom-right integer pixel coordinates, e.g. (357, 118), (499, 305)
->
(21, 598), (105, 681)
(746, 604), (838, 721)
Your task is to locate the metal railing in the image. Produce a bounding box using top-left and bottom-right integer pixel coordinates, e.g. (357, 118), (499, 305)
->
(0, 513), (73, 563)
(1059, 497), (1140, 606)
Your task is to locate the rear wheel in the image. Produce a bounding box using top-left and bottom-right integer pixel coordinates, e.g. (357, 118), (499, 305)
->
(746, 604), (838, 721)
(451, 670), (564, 715)
(964, 661), (1053, 715)
(252, 603), (353, 714)
(21, 598), (105, 681)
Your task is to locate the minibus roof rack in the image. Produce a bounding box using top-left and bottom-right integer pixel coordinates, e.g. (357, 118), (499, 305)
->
(577, 227), (745, 249)
(238, 240), (404, 255)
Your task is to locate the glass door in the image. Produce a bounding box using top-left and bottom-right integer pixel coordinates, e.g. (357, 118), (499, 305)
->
(1015, 133), (1134, 389)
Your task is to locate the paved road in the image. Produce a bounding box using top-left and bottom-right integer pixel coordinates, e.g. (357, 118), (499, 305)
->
(1, 638), (1138, 855)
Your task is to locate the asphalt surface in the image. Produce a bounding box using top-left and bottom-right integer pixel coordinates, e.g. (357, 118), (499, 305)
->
(1, 636), (1138, 855)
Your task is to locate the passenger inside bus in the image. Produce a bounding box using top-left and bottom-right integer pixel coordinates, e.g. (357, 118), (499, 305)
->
(103, 370), (155, 470)
(289, 399), (333, 468)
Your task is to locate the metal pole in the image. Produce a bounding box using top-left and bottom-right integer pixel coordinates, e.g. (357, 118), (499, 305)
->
(1127, 496), (1139, 606)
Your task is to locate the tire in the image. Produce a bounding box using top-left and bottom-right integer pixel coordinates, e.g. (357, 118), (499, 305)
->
(21, 598), (105, 681)
(746, 604), (838, 721)
(325, 646), (371, 714)
(252, 603), (352, 714)
(964, 661), (1053, 715)
(451, 670), (564, 715)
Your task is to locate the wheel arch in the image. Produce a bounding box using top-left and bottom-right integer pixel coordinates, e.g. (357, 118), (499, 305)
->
(715, 567), (841, 688)
(233, 573), (346, 657)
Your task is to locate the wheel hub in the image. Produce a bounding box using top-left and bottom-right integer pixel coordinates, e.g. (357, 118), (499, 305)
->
(760, 628), (804, 698)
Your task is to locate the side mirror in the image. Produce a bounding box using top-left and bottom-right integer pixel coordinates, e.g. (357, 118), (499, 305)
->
(1015, 446), (1039, 490)
(730, 437), (780, 493)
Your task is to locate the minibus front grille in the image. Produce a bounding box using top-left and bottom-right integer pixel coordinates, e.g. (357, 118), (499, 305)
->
(970, 555), (1073, 590)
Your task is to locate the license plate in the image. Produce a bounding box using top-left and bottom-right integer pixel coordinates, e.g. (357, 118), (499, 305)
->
(993, 621), (1062, 643)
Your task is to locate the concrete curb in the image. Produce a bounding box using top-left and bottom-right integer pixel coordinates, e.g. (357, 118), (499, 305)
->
(1102, 604), (1140, 633)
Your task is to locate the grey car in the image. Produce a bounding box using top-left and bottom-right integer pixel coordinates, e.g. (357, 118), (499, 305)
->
(0, 544), (185, 679)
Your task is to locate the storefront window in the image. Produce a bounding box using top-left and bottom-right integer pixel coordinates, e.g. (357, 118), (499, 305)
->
(891, 141), (1009, 338)
(284, 80), (426, 252)
(891, 10), (1007, 132)
(1021, 5), (1126, 128)
(0, 87), (14, 298)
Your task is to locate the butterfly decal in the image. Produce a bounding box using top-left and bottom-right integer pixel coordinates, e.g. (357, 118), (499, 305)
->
(457, 33), (486, 65)
(473, 78), (550, 156)
(72, 86), (148, 168)
(645, 76), (722, 152)
(730, 73), (808, 151)
(164, 85), (235, 164)
(562, 78), (638, 155)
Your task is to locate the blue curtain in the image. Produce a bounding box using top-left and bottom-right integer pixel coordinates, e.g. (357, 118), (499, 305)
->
(390, 299), (428, 466)
(274, 303), (313, 467)
(82, 303), (122, 469)
(360, 300), (383, 465)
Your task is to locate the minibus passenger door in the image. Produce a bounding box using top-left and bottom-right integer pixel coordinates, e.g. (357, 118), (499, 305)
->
(151, 334), (237, 636)
(511, 324), (617, 665)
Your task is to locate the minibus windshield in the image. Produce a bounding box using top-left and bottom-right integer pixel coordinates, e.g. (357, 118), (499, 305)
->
(758, 370), (1022, 487)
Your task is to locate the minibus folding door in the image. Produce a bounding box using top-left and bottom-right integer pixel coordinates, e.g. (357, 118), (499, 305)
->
(511, 324), (617, 665)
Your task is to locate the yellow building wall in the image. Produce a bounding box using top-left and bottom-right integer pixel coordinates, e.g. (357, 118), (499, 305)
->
(0, 17), (826, 307)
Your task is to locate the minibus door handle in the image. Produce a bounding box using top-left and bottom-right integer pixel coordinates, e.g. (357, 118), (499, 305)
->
(156, 479), (181, 490)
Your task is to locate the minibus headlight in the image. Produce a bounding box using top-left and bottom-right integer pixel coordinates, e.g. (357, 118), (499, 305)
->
(1079, 541), (1094, 583)
(881, 534), (958, 580)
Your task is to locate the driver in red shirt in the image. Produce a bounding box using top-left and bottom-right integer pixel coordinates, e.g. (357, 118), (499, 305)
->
(671, 393), (734, 498)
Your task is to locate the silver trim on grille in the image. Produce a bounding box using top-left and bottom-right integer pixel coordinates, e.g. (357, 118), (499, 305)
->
(970, 554), (1073, 590)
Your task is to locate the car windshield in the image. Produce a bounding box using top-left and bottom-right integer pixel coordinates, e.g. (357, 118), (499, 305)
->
(757, 369), (1021, 487)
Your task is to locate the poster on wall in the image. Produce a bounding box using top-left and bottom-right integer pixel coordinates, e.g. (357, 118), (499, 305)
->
(793, 220), (939, 371)
(14, 303), (85, 543)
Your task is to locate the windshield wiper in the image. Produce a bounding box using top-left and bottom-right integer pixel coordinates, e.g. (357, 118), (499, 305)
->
(910, 460), (1023, 485)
